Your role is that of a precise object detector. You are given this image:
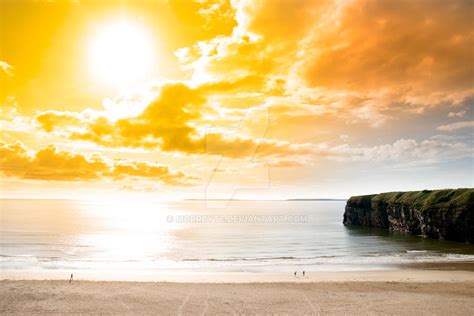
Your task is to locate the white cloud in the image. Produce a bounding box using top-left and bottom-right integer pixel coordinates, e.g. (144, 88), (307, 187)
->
(448, 111), (466, 118)
(315, 138), (472, 163)
(437, 121), (474, 132)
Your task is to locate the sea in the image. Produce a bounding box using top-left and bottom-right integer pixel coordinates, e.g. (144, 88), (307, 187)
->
(1, 199), (473, 275)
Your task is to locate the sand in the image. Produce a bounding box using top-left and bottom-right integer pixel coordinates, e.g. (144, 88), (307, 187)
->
(2, 267), (474, 282)
(1, 270), (474, 315)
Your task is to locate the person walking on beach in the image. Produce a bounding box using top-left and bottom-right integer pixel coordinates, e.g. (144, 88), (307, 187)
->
(303, 271), (305, 277)
(294, 271), (297, 277)
(69, 273), (73, 283)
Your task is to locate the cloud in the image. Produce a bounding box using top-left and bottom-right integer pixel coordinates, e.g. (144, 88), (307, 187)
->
(6, 0), (474, 186)
(175, 0), (331, 89)
(167, 0), (237, 46)
(36, 82), (207, 150)
(448, 111), (466, 118)
(436, 121), (474, 132)
(35, 81), (311, 158)
(315, 138), (473, 163)
(298, 0), (473, 101)
(205, 133), (313, 158)
(0, 97), (35, 134)
(268, 160), (305, 168)
(36, 110), (83, 132)
(111, 160), (196, 186)
(0, 141), (195, 185)
(0, 142), (106, 181)
(177, 0), (473, 126)
(0, 61), (13, 77)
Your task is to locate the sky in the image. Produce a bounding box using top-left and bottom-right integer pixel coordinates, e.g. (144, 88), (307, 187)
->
(0, 0), (473, 200)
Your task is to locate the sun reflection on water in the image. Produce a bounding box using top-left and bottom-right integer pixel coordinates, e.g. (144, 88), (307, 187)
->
(72, 200), (185, 268)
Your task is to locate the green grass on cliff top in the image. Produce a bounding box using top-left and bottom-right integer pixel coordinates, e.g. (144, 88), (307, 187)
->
(348, 188), (474, 210)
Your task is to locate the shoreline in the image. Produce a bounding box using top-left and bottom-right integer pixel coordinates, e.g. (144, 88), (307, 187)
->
(2, 267), (474, 283)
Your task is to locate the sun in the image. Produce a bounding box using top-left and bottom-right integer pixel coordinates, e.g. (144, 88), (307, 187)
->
(89, 20), (155, 87)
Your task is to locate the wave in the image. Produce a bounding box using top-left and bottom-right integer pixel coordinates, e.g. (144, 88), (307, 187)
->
(183, 256), (295, 262)
(180, 252), (474, 264)
(2, 252), (474, 273)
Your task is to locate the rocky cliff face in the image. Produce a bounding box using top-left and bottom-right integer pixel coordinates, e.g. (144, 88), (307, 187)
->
(343, 189), (474, 243)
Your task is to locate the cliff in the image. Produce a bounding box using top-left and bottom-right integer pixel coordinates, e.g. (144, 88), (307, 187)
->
(343, 189), (474, 243)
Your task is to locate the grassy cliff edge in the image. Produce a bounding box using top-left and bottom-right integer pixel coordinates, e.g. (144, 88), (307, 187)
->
(344, 188), (474, 243)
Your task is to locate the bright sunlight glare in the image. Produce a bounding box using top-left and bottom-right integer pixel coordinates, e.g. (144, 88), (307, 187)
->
(89, 20), (155, 87)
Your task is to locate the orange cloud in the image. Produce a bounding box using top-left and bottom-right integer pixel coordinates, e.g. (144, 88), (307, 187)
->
(176, 0), (331, 85)
(300, 0), (473, 98)
(0, 141), (195, 185)
(177, 0), (473, 127)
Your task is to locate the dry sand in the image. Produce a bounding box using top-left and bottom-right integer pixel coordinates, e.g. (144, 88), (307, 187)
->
(1, 270), (474, 315)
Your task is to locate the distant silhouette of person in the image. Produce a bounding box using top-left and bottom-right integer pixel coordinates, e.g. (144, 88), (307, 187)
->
(303, 271), (305, 277)
(69, 273), (73, 283)
(294, 271), (297, 277)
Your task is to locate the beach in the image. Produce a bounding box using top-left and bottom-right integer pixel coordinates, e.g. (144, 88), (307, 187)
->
(3, 0), (473, 313)
(2, 270), (474, 314)
(2, 200), (473, 314)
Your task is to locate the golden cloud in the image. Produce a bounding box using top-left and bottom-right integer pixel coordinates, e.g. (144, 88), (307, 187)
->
(13, 0), (474, 173)
(35, 82), (312, 158)
(0, 61), (14, 77)
(268, 160), (305, 168)
(167, 0), (237, 46)
(36, 111), (83, 132)
(0, 141), (195, 185)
